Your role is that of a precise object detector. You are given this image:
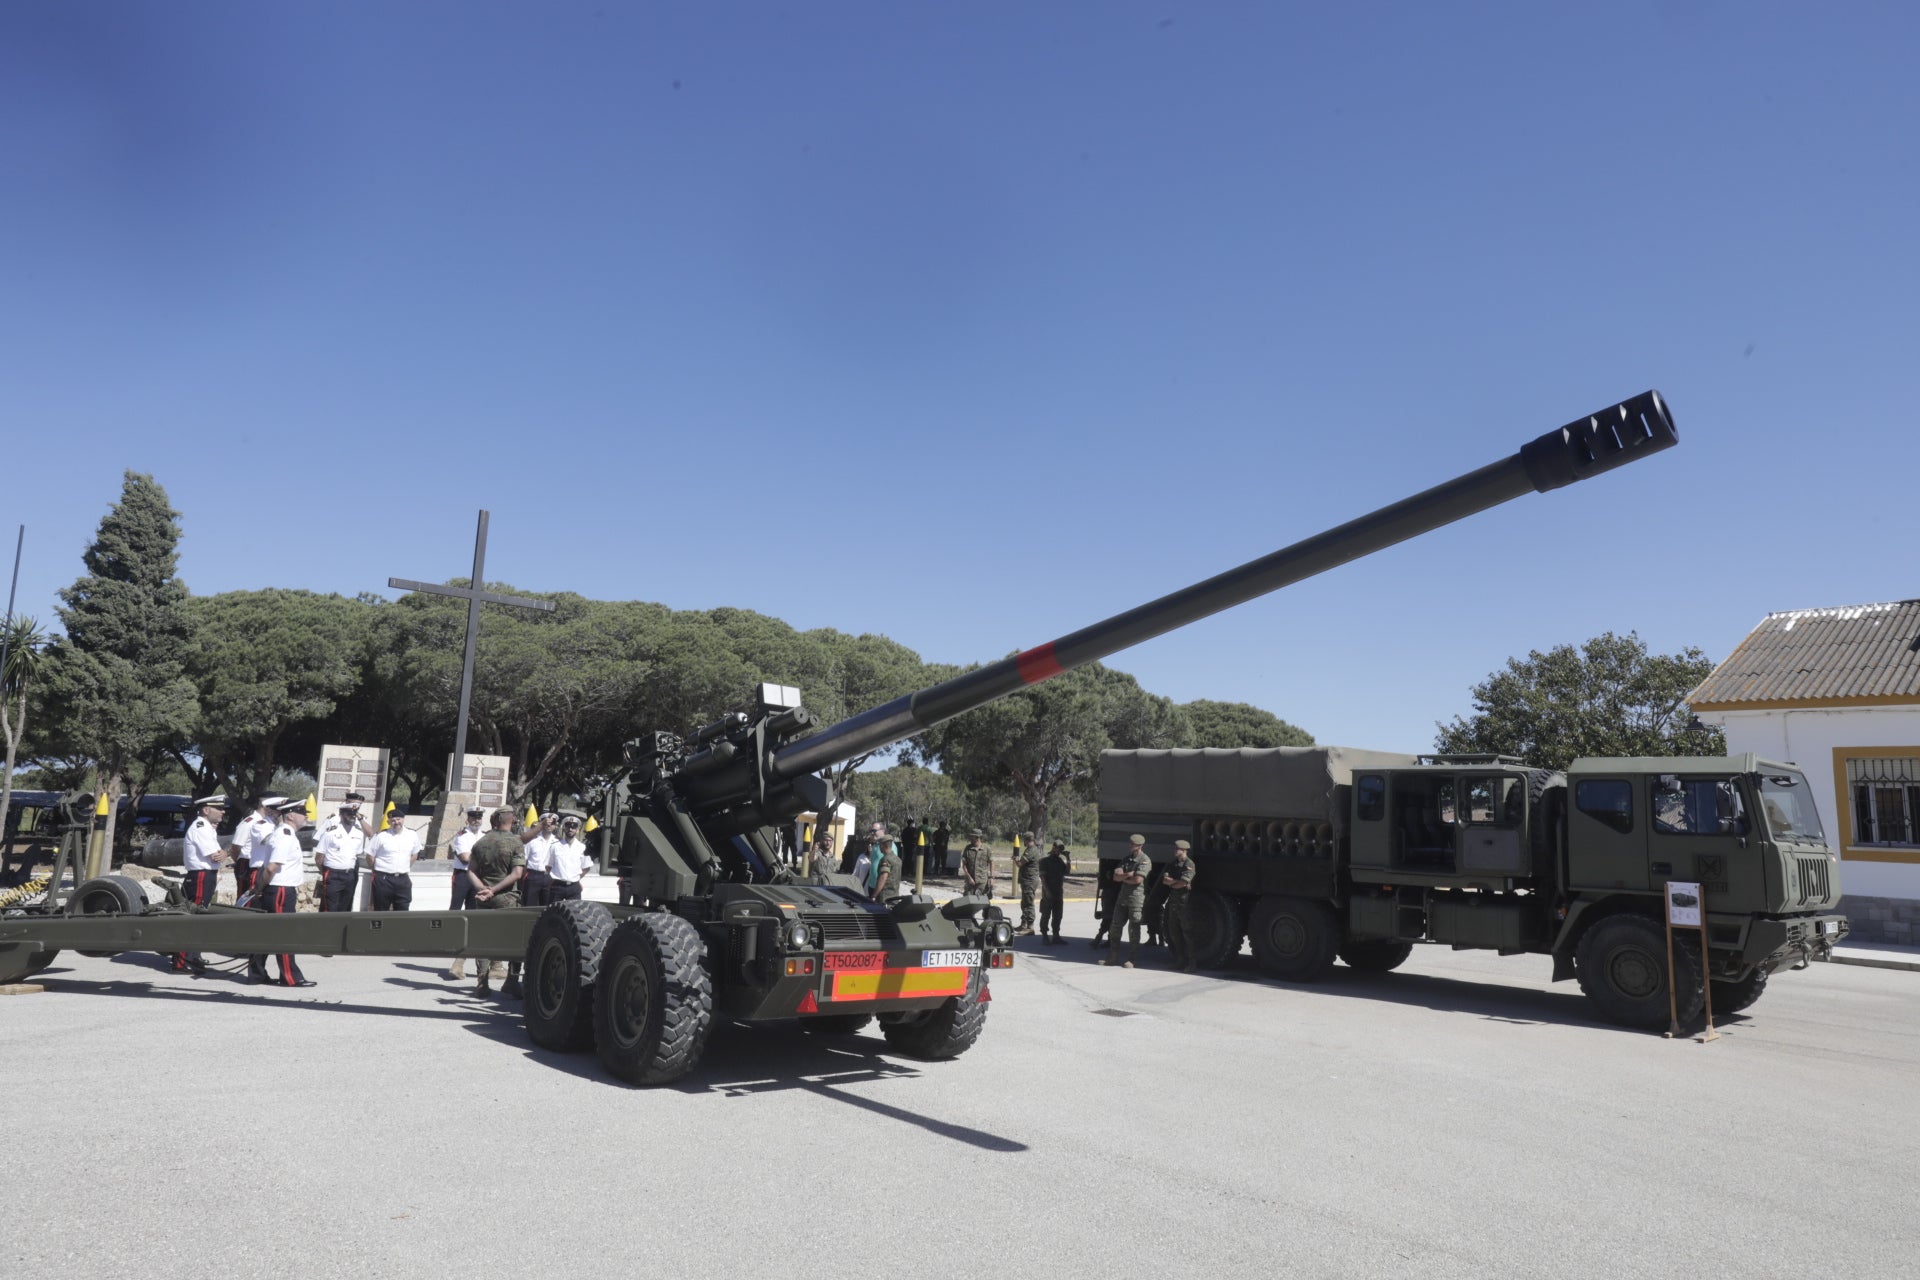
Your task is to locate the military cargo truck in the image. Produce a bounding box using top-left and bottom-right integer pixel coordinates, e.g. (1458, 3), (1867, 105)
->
(1097, 746), (1848, 1028)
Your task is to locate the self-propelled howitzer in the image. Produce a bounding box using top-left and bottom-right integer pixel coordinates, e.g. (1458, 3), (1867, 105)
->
(0, 391), (1676, 1086)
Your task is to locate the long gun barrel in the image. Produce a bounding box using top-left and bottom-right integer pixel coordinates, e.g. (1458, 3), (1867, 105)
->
(772, 390), (1675, 779)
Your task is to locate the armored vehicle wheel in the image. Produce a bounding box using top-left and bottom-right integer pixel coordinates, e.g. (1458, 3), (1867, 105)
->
(1338, 938), (1414, 973)
(880, 969), (988, 1060)
(24, 947), (60, 976)
(1576, 914), (1701, 1030)
(1248, 896), (1339, 981)
(803, 1013), (875, 1035)
(1183, 888), (1244, 970)
(524, 900), (615, 1053)
(69, 875), (147, 957)
(592, 913), (714, 1086)
(1710, 967), (1769, 1015)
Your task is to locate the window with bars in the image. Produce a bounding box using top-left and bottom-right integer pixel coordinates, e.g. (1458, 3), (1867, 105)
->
(1847, 756), (1920, 848)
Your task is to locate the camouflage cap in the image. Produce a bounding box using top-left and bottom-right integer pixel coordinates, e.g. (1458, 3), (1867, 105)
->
(1173, 839), (1191, 850)
(971, 828), (984, 838)
(1128, 833), (1145, 845)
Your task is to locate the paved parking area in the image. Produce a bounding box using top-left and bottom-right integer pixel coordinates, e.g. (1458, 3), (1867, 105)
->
(5, 899), (1913, 1279)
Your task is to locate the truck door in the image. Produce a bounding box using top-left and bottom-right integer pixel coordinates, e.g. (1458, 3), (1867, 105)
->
(1458, 775), (1526, 876)
(1648, 774), (1758, 912)
(1567, 775), (1646, 892)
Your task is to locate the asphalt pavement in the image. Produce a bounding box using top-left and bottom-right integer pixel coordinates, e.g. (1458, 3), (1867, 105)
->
(4, 899), (1913, 1280)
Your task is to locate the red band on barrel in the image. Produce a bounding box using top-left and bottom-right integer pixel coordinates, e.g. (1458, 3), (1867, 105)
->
(1015, 643), (1065, 685)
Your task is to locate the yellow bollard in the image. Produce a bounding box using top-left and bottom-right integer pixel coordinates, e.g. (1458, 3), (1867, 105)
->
(85, 791), (110, 880)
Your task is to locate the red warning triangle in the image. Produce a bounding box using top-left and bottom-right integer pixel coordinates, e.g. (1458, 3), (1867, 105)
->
(976, 983), (992, 1004)
(796, 990), (818, 1014)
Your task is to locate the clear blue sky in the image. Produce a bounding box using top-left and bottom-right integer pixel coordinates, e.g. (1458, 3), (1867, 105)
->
(3, 3), (1915, 753)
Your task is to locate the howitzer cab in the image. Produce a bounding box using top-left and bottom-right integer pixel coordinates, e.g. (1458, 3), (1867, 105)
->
(1098, 747), (1847, 1028)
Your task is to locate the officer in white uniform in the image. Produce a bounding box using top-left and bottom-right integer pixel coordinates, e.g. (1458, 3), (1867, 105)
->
(544, 815), (590, 902)
(232, 796), (285, 980)
(368, 805), (422, 910)
(443, 805), (487, 981)
(255, 798), (314, 987)
(171, 794), (230, 975)
(226, 795), (282, 907)
(314, 796), (370, 913)
(519, 812), (557, 909)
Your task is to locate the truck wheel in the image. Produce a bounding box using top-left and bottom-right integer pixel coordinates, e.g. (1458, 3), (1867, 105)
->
(804, 1013), (875, 1035)
(881, 970), (989, 1060)
(593, 913), (714, 1086)
(70, 875), (146, 957)
(524, 900), (614, 1053)
(1338, 938), (1414, 973)
(1576, 914), (1701, 1030)
(1710, 968), (1768, 1015)
(1184, 888), (1243, 970)
(1248, 896), (1339, 981)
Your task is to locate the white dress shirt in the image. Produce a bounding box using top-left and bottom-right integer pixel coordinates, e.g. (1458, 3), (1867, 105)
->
(369, 827), (423, 874)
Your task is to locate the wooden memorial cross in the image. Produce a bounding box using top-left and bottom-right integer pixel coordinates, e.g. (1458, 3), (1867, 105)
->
(389, 510), (556, 783)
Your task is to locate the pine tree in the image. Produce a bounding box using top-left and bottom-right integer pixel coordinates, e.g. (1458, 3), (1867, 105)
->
(37, 473), (198, 858)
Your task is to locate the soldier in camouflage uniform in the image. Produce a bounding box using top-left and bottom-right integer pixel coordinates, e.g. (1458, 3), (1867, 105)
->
(870, 838), (904, 901)
(466, 809), (527, 998)
(959, 829), (994, 897)
(1102, 833), (1152, 968)
(1162, 838), (1196, 970)
(1013, 832), (1040, 935)
(807, 839), (838, 882)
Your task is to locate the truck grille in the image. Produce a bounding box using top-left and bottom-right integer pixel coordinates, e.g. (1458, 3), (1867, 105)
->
(812, 911), (904, 944)
(1796, 857), (1832, 905)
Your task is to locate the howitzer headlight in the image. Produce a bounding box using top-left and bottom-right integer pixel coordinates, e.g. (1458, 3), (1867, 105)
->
(988, 920), (1013, 948)
(785, 920), (812, 951)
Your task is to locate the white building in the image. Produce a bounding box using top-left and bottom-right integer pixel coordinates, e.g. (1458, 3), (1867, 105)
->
(1688, 600), (1920, 946)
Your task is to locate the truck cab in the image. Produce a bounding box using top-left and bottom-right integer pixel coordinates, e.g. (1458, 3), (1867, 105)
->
(1562, 755), (1846, 977)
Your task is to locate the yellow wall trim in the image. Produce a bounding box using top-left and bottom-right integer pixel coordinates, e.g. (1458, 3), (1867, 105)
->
(1695, 693), (1920, 713)
(1830, 745), (1920, 863)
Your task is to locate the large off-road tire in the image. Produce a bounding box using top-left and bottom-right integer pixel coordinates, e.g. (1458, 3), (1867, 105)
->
(1525, 770), (1564, 875)
(524, 900), (615, 1053)
(1183, 888), (1244, 970)
(1576, 914), (1702, 1030)
(803, 1013), (875, 1035)
(880, 969), (989, 1060)
(592, 913), (714, 1086)
(1338, 938), (1415, 973)
(1710, 967), (1769, 1016)
(69, 875), (146, 957)
(1247, 895), (1340, 981)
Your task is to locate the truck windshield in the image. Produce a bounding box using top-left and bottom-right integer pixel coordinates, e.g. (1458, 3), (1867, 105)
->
(1758, 774), (1826, 845)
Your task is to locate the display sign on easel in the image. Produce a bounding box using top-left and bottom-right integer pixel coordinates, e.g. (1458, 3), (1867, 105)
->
(1664, 880), (1719, 1043)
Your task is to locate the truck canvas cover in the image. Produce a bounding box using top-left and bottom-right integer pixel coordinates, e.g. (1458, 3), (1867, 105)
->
(1098, 746), (1420, 842)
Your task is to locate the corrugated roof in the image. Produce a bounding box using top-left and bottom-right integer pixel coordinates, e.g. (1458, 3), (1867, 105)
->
(1688, 599), (1920, 707)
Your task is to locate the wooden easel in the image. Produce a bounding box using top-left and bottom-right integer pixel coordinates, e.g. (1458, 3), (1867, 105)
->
(1664, 880), (1718, 1043)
